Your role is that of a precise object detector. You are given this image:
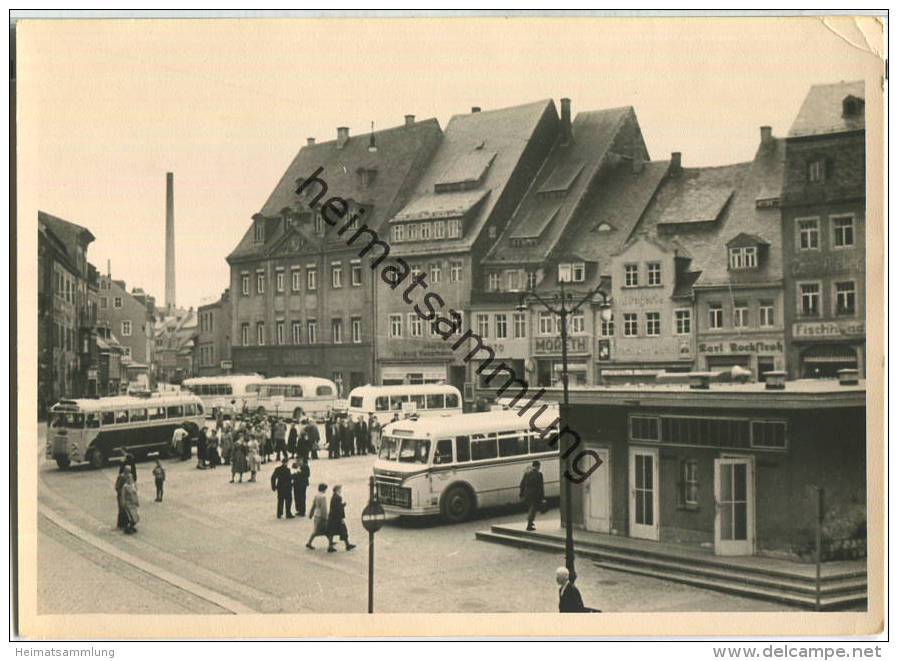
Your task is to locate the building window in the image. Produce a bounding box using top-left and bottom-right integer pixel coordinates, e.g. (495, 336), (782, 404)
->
(682, 460), (699, 507)
(276, 320), (285, 345)
(505, 270), (520, 292)
(114, 297), (123, 308)
(558, 262), (585, 283)
(351, 317), (362, 343)
(729, 246), (758, 269)
(307, 319), (318, 344)
(450, 262), (463, 282)
(808, 159), (825, 183)
(645, 311), (660, 336)
(835, 281), (856, 316)
(389, 314), (402, 338)
(623, 312), (638, 337)
(570, 312), (585, 334)
(759, 301), (775, 327)
(433, 221), (446, 239)
(708, 303), (723, 329)
(121, 320), (132, 336)
(392, 225), (405, 242)
(832, 216), (855, 248)
(241, 273), (250, 295)
(674, 309), (691, 335)
(351, 261), (362, 286)
(538, 312), (554, 336)
(430, 263), (442, 284)
(495, 314), (508, 339)
(797, 218), (820, 251)
(307, 267), (318, 290)
(600, 315), (614, 337)
(241, 323), (249, 346)
(733, 302), (749, 328)
(420, 223), (431, 240)
(276, 270), (285, 292)
(447, 219), (462, 238)
(332, 318), (343, 343)
(488, 272), (501, 291)
(476, 314), (490, 338)
(292, 321), (302, 344)
(407, 223), (419, 241)
(254, 220), (265, 242)
(799, 282), (821, 317)
(256, 321), (265, 346)
(624, 264), (639, 287)
(292, 269), (302, 291)
(256, 272), (265, 294)
(527, 270), (539, 290)
(630, 415), (660, 441)
(513, 313), (526, 339)
(404, 313), (420, 338)
(100, 297), (108, 309)
(314, 213), (324, 235)
(331, 263), (343, 288)
(122, 346), (132, 360)
(751, 420), (787, 449)
(647, 262), (661, 286)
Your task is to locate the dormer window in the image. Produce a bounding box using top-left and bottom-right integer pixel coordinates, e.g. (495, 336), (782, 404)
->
(808, 159), (826, 183)
(558, 262), (585, 283)
(254, 219), (265, 243)
(842, 94), (864, 117)
(729, 246), (758, 270)
(314, 213), (325, 236)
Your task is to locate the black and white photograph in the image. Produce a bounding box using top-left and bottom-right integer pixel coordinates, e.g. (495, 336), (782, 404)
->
(13, 12), (886, 641)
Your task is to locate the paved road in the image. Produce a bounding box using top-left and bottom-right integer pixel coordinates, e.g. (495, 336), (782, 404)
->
(36, 433), (797, 614)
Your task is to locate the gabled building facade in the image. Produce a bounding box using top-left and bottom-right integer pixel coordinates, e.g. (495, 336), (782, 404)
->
(781, 81), (866, 378)
(96, 274), (157, 370)
(195, 289), (232, 376)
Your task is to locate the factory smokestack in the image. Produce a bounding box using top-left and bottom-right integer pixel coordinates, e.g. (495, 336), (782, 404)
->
(165, 172), (175, 311)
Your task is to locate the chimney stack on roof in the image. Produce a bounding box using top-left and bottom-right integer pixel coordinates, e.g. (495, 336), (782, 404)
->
(631, 146), (645, 174)
(560, 97), (572, 146)
(670, 152), (682, 176)
(471, 106), (481, 113)
(336, 126), (350, 147)
(307, 137), (316, 146)
(760, 125), (773, 145)
(405, 114), (416, 125)
(368, 121), (378, 152)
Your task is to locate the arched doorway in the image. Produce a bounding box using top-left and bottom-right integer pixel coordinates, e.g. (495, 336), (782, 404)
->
(800, 343), (858, 378)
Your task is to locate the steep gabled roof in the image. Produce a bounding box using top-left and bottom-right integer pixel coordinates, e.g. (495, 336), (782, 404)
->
(483, 106), (643, 265)
(39, 211), (95, 272)
(788, 80), (865, 138)
(228, 118), (442, 262)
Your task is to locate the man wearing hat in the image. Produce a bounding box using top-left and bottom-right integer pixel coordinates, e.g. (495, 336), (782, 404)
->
(519, 460), (545, 531)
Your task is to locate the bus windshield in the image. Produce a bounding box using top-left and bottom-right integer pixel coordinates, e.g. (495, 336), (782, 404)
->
(378, 436), (400, 460)
(399, 438), (431, 464)
(51, 411), (85, 428)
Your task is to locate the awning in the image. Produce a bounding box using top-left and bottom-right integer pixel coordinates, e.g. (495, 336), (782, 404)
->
(801, 344), (858, 363)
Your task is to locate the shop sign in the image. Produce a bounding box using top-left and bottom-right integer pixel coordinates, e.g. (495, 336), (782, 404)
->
(697, 339), (784, 355)
(792, 320), (865, 339)
(600, 368), (662, 376)
(534, 336), (588, 355)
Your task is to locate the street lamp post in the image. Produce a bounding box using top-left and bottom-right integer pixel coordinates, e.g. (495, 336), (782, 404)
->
(518, 279), (611, 576)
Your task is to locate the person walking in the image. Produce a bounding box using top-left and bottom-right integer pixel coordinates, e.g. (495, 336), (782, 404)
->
(287, 421), (298, 459)
(152, 459), (166, 502)
(171, 424), (188, 460)
(114, 464), (130, 529)
(274, 418), (288, 462)
(305, 483), (329, 549)
(122, 451), (137, 482)
(230, 437), (248, 483)
(519, 460), (545, 531)
(270, 457), (294, 519)
(120, 472), (140, 534)
(292, 458), (310, 516)
(247, 436), (261, 482)
(326, 485), (356, 552)
(303, 418), (320, 460)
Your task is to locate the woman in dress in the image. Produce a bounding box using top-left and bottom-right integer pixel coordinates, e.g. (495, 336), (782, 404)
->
(246, 436), (261, 482)
(230, 437), (248, 483)
(120, 472), (140, 534)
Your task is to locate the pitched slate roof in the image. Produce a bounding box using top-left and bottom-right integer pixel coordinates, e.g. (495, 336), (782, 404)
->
(788, 80), (865, 138)
(483, 107), (643, 266)
(635, 138), (785, 287)
(39, 211), (95, 272)
(387, 99), (556, 256)
(227, 118), (442, 262)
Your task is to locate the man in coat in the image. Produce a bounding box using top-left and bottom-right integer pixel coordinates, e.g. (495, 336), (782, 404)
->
(292, 458), (310, 516)
(270, 457), (294, 519)
(287, 421), (298, 458)
(340, 418), (353, 457)
(326, 485), (356, 552)
(354, 417), (368, 456)
(556, 567), (587, 613)
(273, 418), (288, 462)
(519, 460), (545, 531)
(303, 418), (320, 460)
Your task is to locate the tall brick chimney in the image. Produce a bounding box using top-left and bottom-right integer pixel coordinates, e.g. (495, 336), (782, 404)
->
(405, 114), (416, 125)
(337, 126), (350, 148)
(165, 172), (175, 311)
(560, 98), (572, 145)
(760, 126), (773, 145)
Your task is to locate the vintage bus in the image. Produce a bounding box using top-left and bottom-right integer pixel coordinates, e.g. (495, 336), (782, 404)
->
(181, 374), (263, 418)
(46, 393), (205, 469)
(372, 410), (560, 523)
(348, 384), (463, 423)
(255, 376), (338, 421)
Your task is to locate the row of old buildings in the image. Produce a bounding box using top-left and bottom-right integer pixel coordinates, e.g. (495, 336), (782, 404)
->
(222, 81), (866, 401)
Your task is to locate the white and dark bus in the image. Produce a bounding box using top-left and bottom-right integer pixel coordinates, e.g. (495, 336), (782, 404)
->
(348, 384), (463, 423)
(181, 374), (263, 418)
(47, 393), (205, 469)
(372, 410), (560, 523)
(255, 376), (338, 421)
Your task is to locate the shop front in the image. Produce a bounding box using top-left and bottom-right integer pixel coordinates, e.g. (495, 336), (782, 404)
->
(532, 335), (592, 387)
(695, 335), (786, 381)
(597, 336), (693, 385)
(791, 320), (865, 379)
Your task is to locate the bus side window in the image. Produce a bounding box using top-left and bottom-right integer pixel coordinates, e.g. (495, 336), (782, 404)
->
(426, 393), (445, 409)
(456, 435), (470, 462)
(185, 404), (197, 416)
(246, 384), (259, 393)
(101, 410), (115, 426)
(499, 433), (528, 457)
(471, 434), (497, 461)
(149, 407), (165, 420)
(196, 402), (204, 415)
(315, 386), (331, 396)
(446, 393), (460, 408)
(410, 394), (425, 409)
(350, 396), (364, 408)
(390, 396), (408, 410)
(86, 413), (100, 428)
(375, 396), (389, 412)
(115, 410), (129, 424)
(292, 386), (304, 397)
(433, 439), (453, 465)
(130, 408), (148, 422)
(166, 405), (183, 418)
(530, 431), (554, 454)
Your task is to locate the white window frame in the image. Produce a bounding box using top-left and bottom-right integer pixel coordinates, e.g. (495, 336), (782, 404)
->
(750, 419), (789, 451)
(389, 314), (403, 338)
(292, 321), (302, 344)
(276, 320), (285, 345)
(834, 280), (857, 316)
(331, 262), (343, 288)
(796, 217), (821, 252)
(645, 311), (660, 336)
(121, 320), (132, 336)
(513, 312), (526, 339)
(407, 223), (419, 241)
(307, 267), (318, 291)
(572, 262), (585, 283)
(447, 219), (461, 238)
(408, 313), (422, 338)
(759, 301), (775, 328)
(623, 312), (638, 337)
(476, 313), (490, 338)
(433, 221), (446, 239)
(256, 271), (265, 294)
(488, 272), (501, 291)
(733, 302), (749, 328)
(831, 214), (855, 249)
(351, 317), (362, 343)
(114, 297), (123, 308)
(351, 260), (362, 286)
(291, 268), (302, 291)
(624, 263), (639, 287)
(570, 311), (586, 335)
(798, 281), (822, 317)
(600, 316), (614, 337)
(276, 269), (285, 293)
(495, 313), (508, 339)
(241, 273), (250, 295)
(674, 309), (691, 335)
(450, 262), (463, 282)
(647, 262), (661, 286)
(256, 321), (265, 346)
(332, 318), (343, 344)
(557, 263), (572, 283)
(538, 312), (554, 336)
(708, 303), (723, 329)
(430, 263), (442, 284)
(307, 319), (318, 344)
(420, 223), (431, 240)
(808, 159), (825, 183)
(241, 323), (250, 346)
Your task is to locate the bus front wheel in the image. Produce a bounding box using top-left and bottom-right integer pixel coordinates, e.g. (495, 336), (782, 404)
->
(441, 485), (474, 523)
(55, 456), (71, 470)
(87, 448), (105, 470)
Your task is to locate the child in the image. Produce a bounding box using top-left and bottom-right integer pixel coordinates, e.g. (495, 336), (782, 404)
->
(152, 459), (166, 502)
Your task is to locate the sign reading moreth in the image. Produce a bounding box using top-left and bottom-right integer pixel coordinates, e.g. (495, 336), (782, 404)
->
(698, 340), (784, 355)
(534, 336), (589, 355)
(792, 320), (865, 339)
